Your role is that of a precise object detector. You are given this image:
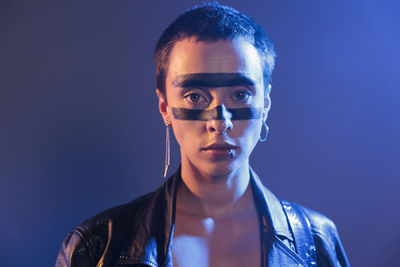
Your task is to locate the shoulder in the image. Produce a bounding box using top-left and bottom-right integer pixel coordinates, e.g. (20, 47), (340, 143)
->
(75, 190), (157, 242)
(79, 191), (155, 231)
(55, 191), (156, 266)
(293, 203), (350, 267)
(298, 205), (339, 240)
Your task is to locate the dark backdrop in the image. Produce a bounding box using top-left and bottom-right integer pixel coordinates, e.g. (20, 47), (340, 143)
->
(1, 0), (399, 266)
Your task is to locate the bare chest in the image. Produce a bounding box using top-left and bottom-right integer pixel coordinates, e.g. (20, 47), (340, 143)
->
(172, 212), (261, 267)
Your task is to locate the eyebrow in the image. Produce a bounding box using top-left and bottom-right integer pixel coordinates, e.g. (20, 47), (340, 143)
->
(172, 73), (256, 88)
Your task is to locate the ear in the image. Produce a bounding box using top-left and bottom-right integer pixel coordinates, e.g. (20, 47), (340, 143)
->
(156, 89), (170, 125)
(263, 84), (272, 121)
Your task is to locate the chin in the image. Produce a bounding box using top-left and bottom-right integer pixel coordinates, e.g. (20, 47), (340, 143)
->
(200, 160), (242, 179)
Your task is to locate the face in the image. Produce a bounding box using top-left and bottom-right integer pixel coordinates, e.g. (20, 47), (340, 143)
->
(157, 38), (270, 178)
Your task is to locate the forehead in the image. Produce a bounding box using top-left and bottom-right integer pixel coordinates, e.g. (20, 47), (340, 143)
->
(166, 38), (263, 87)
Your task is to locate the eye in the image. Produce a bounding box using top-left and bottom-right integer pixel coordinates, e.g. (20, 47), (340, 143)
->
(233, 90), (252, 101)
(185, 92), (207, 104)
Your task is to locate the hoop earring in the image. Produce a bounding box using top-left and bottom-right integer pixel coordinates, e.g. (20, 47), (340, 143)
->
(259, 121), (269, 142)
(164, 124), (170, 178)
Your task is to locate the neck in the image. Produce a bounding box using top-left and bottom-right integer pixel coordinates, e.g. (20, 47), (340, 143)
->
(178, 161), (252, 219)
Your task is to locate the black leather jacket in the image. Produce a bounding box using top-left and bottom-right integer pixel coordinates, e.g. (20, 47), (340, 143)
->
(56, 168), (350, 267)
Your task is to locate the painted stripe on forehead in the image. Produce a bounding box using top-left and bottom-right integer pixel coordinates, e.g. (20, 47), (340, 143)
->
(172, 73), (256, 88)
(172, 106), (262, 121)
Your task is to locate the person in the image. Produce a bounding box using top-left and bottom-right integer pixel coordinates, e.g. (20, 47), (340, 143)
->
(55, 2), (350, 267)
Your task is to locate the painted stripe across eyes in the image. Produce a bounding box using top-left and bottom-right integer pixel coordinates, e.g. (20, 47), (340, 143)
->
(172, 106), (262, 121)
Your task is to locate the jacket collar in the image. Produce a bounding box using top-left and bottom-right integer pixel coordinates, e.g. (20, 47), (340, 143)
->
(121, 166), (293, 266)
(249, 167), (293, 242)
(114, 168), (180, 267)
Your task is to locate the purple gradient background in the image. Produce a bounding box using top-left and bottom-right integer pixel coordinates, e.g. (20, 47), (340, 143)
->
(1, 0), (399, 266)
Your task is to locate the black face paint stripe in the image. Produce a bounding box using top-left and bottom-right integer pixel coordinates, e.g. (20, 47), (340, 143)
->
(215, 105), (224, 120)
(172, 73), (256, 88)
(229, 107), (262, 120)
(172, 106), (262, 121)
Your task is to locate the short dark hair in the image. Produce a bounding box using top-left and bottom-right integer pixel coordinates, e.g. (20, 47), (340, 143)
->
(154, 2), (276, 95)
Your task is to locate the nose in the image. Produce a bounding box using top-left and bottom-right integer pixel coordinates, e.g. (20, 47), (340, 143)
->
(206, 105), (233, 133)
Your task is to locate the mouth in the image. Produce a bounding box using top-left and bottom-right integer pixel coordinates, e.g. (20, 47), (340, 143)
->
(203, 143), (236, 150)
(201, 143), (237, 159)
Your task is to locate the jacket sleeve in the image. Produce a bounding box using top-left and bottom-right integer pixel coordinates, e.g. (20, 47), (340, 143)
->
(304, 208), (350, 267)
(55, 228), (101, 267)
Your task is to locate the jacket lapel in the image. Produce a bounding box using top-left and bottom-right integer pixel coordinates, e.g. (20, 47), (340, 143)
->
(250, 168), (307, 266)
(111, 169), (179, 266)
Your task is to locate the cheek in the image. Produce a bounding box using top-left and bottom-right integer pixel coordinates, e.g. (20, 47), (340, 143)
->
(171, 120), (204, 146)
(234, 120), (262, 145)
(234, 119), (262, 135)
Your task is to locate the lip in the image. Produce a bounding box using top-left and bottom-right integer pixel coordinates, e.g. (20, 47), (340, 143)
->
(202, 142), (237, 150)
(201, 142), (237, 160)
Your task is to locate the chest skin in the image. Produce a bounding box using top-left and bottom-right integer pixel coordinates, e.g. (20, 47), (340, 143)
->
(171, 208), (261, 267)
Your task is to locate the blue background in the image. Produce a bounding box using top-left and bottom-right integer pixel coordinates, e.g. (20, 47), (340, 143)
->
(1, 0), (399, 266)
